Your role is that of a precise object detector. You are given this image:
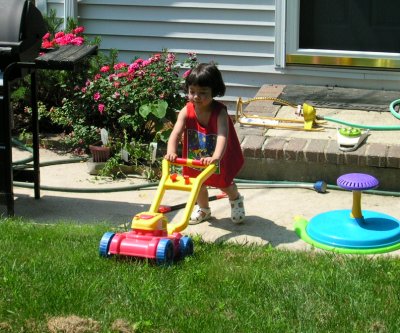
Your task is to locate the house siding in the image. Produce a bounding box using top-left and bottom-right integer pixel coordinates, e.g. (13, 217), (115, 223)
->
(41, 0), (400, 110)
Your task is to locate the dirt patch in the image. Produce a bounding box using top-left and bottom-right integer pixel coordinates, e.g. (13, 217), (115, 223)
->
(110, 319), (136, 333)
(47, 316), (100, 333)
(0, 322), (12, 332)
(46, 316), (137, 333)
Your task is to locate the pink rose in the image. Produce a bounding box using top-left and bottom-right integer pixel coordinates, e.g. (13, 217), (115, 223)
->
(128, 63), (139, 73)
(73, 26), (85, 34)
(93, 92), (101, 101)
(41, 40), (54, 49)
(71, 37), (84, 45)
(100, 66), (110, 73)
(98, 104), (105, 114)
(183, 70), (191, 78)
(55, 31), (65, 39)
(114, 62), (128, 70)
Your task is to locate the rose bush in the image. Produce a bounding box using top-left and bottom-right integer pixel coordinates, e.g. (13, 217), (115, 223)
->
(41, 26), (85, 49)
(11, 18), (91, 135)
(17, 15), (198, 173)
(50, 50), (197, 149)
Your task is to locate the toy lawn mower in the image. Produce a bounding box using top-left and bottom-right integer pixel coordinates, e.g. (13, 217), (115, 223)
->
(99, 158), (216, 264)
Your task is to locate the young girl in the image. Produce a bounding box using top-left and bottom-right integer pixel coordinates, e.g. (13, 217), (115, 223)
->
(164, 63), (245, 224)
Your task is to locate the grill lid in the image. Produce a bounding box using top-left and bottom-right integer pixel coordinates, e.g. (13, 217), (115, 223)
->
(0, 0), (46, 71)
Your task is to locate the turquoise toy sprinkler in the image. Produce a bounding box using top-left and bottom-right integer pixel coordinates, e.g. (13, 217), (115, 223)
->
(295, 173), (400, 254)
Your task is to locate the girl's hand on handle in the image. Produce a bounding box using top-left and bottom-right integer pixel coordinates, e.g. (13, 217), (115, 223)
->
(164, 152), (178, 162)
(200, 156), (219, 166)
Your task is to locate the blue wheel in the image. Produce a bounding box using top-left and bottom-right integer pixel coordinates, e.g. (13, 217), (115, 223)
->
(179, 236), (194, 258)
(156, 239), (174, 265)
(99, 232), (115, 258)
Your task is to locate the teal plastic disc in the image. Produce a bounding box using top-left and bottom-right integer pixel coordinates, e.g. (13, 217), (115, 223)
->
(306, 210), (400, 249)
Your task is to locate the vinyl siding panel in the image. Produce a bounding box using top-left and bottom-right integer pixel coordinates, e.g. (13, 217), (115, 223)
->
(44, 0), (276, 109)
(43, 1), (400, 111)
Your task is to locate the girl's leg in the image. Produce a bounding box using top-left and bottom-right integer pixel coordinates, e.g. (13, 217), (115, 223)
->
(221, 183), (245, 224)
(221, 183), (240, 201)
(190, 185), (211, 224)
(196, 185), (209, 208)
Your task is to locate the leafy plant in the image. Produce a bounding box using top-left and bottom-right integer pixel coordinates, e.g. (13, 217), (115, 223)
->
(12, 16), (199, 170)
(98, 131), (161, 180)
(53, 51), (196, 145)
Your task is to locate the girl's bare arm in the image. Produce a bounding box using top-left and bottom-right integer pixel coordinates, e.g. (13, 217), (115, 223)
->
(201, 107), (229, 165)
(164, 107), (187, 161)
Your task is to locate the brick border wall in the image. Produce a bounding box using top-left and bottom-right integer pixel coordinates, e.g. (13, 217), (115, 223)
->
(235, 84), (400, 191)
(239, 132), (400, 169)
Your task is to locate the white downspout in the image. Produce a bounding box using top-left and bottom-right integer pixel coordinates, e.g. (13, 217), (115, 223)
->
(64, 0), (78, 29)
(274, 0), (287, 69)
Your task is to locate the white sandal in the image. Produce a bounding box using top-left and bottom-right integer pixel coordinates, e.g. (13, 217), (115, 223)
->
(230, 195), (245, 224)
(189, 205), (211, 225)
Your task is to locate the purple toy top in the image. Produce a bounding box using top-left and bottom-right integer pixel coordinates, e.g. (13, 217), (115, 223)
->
(337, 173), (379, 191)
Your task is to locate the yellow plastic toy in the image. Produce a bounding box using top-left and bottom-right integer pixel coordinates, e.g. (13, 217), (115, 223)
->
(236, 97), (325, 131)
(99, 158), (216, 264)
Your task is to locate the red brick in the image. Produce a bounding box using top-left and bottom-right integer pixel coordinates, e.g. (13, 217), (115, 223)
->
(284, 138), (308, 161)
(263, 137), (287, 160)
(305, 139), (328, 163)
(343, 144), (367, 166)
(325, 140), (344, 164)
(366, 143), (388, 167)
(241, 135), (265, 158)
(387, 145), (400, 168)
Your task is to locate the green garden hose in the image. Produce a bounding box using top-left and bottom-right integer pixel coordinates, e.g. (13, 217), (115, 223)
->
(13, 181), (158, 193)
(316, 97), (400, 130)
(320, 115), (400, 131)
(234, 178), (400, 197)
(389, 99), (400, 120)
(13, 176), (400, 197)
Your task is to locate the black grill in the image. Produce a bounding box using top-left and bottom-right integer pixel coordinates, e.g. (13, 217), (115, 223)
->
(0, 0), (97, 216)
(0, 0), (46, 74)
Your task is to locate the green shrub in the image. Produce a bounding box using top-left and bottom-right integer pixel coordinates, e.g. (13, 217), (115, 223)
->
(50, 50), (197, 149)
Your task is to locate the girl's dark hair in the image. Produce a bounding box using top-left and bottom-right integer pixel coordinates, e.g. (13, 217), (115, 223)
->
(184, 63), (226, 97)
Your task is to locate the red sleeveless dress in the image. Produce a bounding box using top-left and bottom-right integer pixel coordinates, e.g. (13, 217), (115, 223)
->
(182, 101), (244, 188)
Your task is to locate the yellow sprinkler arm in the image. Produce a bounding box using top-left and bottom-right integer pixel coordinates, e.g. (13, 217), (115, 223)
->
(236, 97), (324, 131)
(302, 103), (317, 130)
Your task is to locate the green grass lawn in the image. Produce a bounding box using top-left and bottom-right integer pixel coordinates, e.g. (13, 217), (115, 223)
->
(0, 219), (400, 333)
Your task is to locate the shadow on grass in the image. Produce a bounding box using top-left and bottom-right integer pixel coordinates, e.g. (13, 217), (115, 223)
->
(2, 192), (151, 226)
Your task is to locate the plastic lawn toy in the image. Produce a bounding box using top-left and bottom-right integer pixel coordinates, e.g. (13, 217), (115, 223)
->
(158, 192), (227, 213)
(237, 96), (400, 132)
(99, 158), (216, 264)
(236, 97), (325, 131)
(295, 173), (400, 254)
(336, 127), (369, 152)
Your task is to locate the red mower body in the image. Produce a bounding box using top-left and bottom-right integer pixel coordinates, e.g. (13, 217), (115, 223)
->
(108, 230), (182, 259)
(99, 158), (216, 264)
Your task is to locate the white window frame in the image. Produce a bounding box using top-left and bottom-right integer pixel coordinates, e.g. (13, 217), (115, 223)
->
(279, 0), (400, 69)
